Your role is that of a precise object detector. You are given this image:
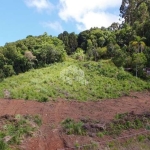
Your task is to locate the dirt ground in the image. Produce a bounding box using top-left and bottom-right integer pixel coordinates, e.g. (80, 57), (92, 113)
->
(0, 91), (150, 150)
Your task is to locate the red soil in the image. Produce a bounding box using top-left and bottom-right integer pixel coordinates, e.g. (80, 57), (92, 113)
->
(0, 91), (150, 150)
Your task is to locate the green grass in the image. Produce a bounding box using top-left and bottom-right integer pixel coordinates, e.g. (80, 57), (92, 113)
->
(0, 140), (9, 150)
(106, 134), (150, 150)
(61, 115), (150, 150)
(103, 112), (150, 136)
(61, 118), (86, 135)
(74, 141), (98, 150)
(0, 114), (42, 150)
(0, 60), (149, 101)
(61, 112), (150, 138)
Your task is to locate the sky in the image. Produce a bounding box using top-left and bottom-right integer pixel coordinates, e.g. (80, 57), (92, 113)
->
(0, 0), (122, 46)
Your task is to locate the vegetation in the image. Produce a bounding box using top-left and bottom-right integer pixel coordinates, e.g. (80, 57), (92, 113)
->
(0, 0), (150, 100)
(0, 114), (42, 150)
(74, 141), (98, 150)
(61, 113), (150, 149)
(0, 60), (149, 101)
(61, 118), (86, 135)
(105, 112), (150, 136)
(106, 134), (150, 150)
(0, 1), (150, 149)
(73, 135), (150, 150)
(61, 112), (150, 137)
(0, 33), (66, 80)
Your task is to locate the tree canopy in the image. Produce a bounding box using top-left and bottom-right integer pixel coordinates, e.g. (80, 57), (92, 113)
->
(1, 0), (150, 80)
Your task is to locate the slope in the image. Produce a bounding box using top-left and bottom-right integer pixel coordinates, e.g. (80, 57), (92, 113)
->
(0, 60), (149, 101)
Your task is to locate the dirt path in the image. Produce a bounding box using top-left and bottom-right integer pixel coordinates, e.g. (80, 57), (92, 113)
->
(0, 91), (150, 150)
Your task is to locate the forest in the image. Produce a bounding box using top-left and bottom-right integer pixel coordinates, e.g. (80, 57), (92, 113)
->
(0, 0), (150, 80)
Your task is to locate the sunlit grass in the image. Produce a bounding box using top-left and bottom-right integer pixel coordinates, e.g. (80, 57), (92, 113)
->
(0, 60), (149, 101)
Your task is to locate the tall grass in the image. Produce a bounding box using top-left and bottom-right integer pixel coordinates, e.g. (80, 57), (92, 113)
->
(0, 60), (149, 101)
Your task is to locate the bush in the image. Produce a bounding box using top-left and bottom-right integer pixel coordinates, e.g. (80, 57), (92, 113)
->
(3, 65), (15, 77)
(72, 48), (85, 61)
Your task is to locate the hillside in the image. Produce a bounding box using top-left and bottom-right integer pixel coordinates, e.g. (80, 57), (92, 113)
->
(0, 60), (149, 101)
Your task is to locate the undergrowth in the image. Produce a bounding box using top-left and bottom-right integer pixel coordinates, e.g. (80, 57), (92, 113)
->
(0, 60), (149, 101)
(73, 135), (150, 150)
(106, 134), (150, 150)
(61, 112), (150, 137)
(0, 114), (42, 150)
(61, 118), (86, 135)
(61, 112), (150, 149)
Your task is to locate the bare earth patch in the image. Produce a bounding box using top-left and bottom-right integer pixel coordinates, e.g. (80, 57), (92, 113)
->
(0, 91), (150, 150)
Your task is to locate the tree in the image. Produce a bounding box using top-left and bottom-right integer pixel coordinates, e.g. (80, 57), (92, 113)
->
(129, 36), (146, 53)
(110, 22), (120, 31)
(3, 65), (15, 77)
(25, 51), (36, 62)
(3, 43), (18, 64)
(68, 32), (78, 54)
(0, 53), (6, 68)
(132, 53), (147, 77)
(98, 37), (105, 47)
(78, 30), (89, 52)
(72, 48), (85, 61)
(58, 31), (70, 54)
(112, 49), (126, 67)
(116, 24), (135, 47)
(96, 47), (107, 59)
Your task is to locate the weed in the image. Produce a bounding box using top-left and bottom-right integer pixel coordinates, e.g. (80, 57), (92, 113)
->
(137, 135), (146, 142)
(115, 113), (128, 120)
(104, 135), (150, 150)
(0, 140), (9, 150)
(104, 112), (150, 136)
(74, 142), (80, 149)
(97, 132), (104, 138)
(33, 115), (42, 126)
(61, 118), (86, 135)
(107, 142), (115, 148)
(74, 141), (98, 150)
(0, 114), (41, 149)
(0, 61), (149, 101)
(38, 96), (49, 102)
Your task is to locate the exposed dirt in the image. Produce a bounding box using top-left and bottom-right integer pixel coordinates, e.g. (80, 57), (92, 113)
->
(0, 91), (150, 150)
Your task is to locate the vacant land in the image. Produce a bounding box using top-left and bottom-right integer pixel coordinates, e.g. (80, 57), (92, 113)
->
(0, 91), (150, 150)
(0, 61), (149, 102)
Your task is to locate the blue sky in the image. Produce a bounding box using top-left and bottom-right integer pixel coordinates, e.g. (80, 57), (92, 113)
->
(0, 0), (122, 46)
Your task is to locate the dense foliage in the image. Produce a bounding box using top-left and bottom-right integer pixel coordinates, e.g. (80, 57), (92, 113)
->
(0, 0), (150, 83)
(57, 0), (150, 78)
(0, 33), (66, 80)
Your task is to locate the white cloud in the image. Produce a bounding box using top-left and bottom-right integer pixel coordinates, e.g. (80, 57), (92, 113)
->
(24, 0), (54, 11)
(58, 0), (121, 30)
(42, 21), (63, 32)
(76, 12), (120, 31)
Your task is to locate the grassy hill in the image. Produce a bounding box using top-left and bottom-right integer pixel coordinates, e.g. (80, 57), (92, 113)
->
(0, 59), (149, 101)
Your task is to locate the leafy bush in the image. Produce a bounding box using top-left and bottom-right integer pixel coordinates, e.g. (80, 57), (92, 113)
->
(72, 48), (85, 61)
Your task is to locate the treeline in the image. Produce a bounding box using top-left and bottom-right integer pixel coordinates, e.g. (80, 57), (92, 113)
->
(1, 0), (150, 80)
(0, 33), (66, 80)
(58, 0), (150, 78)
